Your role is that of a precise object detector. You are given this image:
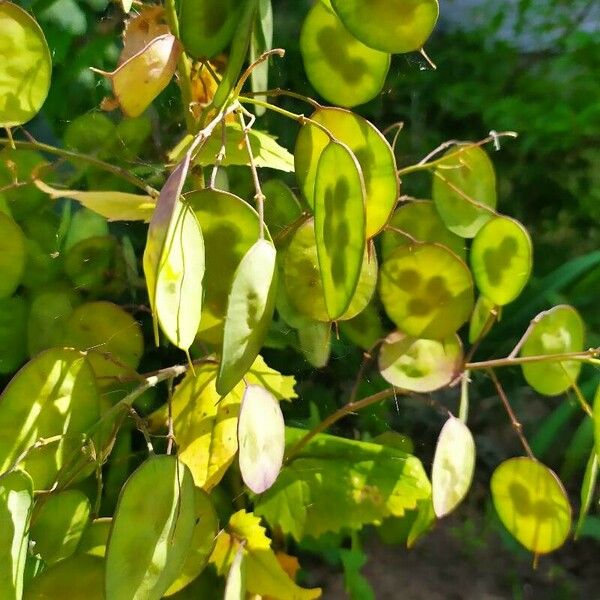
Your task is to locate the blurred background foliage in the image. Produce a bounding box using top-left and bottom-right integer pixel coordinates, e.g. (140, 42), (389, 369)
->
(13, 0), (600, 596)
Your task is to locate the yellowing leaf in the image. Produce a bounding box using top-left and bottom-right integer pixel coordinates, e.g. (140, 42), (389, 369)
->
(0, 2), (52, 127)
(217, 239), (278, 396)
(210, 510), (321, 600)
(238, 385), (285, 494)
(431, 417), (475, 518)
(244, 355), (297, 402)
(35, 181), (155, 222)
(95, 34), (181, 118)
(120, 6), (169, 63)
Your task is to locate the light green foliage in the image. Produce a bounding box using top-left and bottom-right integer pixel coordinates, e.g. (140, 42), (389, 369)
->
(105, 456), (196, 600)
(0, 470), (33, 600)
(0, 2), (52, 127)
(76, 518), (112, 558)
(262, 179), (303, 237)
(255, 428), (431, 539)
(469, 295), (497, 343)
(0, 213), (25, 298)
(300, 2), (390, 107)
(491, 457), (571, 554)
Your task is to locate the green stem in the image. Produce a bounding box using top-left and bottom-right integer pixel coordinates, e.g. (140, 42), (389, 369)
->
(466, 348), (600, 371)
(0, 138), (159, 197)
(284, 387), (401, 462)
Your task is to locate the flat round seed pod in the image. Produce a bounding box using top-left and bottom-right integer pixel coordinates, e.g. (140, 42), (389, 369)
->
(62, 301), (144, 381)
(381, 200), (465, 260)
(180, 0), (241, 58)
(468, 295), (497, 344)
(0, 213), (25, 298)
(295, 107), (398, 238)
(0, 2), (52, 127)
(238, 384), (285, 494)
(262, 179), (303, 239)
(0, 348), (100, 490)
(164, 488), (218, 596)
(520, 305), (584, 396)
(300, 2), (390, 108)
(470, 216), (532, 306)
(0, 295), (28, 374)
(330, 0), (439, 54)
(314, 142), (366, 319)
(64, 235), (128, 297)
(432, 417), (475, 518)
(378, 331), (462, 393)
(217, 240), (278, 396)
(77, 518), (112, 558)
(491, 457), (571, 554)
(24, 555), (105, 600)
(432, 145), (497, 238)
(283, 219), (377, 322)
(0, 469), (33, 600)
(27, 289), (77, 357)
(105, 455), (196, 600)
(30, 490), (91, 565)
(298, 320), (331, 368)
(188, 190), (265, 345)
(379, 243), (474, 339)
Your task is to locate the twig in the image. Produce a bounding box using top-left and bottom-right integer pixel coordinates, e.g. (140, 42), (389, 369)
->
(242, 87), (322, 110)
(284, 387), (402, 462)
(209, 117), (228, 189)
(466, 348), (600, 370)
(234, 49), (286, 98)
(129, 407), (154, 454)
(488, 369), (534, 459)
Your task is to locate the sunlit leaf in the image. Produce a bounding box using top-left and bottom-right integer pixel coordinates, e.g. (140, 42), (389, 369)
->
(76, 518), (112, 558)
(381, 200), (466, 260)
(295, 107), (398, 238)
(283, 218), (377, 322)
(330, 0), (439, 54)
(298, 320), (331, 368)
(471, 216), (532, 305)
(300, 2), (390, 107)
(238, 385), (284, 494)
(95, 34), (181, 118)
(255, 428), (431, 539)
(249, 0), (273, 115)
(0, 349), (100, 490)
(432, 145), (497, 238)
(35, 181), (155, 222)
(23, 555), (105, 600)
(520, 305), (584, 396)
(431, 417), (475, 517)
(180, 0), (242, 58)
(379, 243), (474, 339)
(575, 448), (598, 538)
(120, 0), (133, 12)
(30, 490), (90, 565)
(314, 141), (366, 319)
(378, 332), (462, 393)
(164, 487), (219, 596)
(210, 510), (321, 599)
(188, 189), (265, 345)
(491, 457), (571, 554)
(217, 239), (277, 395)
(120, 6), (170, 64)
(105, 455), (196, 600)
(0, 213), (25, 299)
(0, 470), (33, 600)
(0, 2), (52, 127)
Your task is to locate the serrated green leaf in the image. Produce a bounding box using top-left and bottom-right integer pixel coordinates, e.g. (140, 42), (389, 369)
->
(255, 428), (431, 539)
(0, 470), (33, 600)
